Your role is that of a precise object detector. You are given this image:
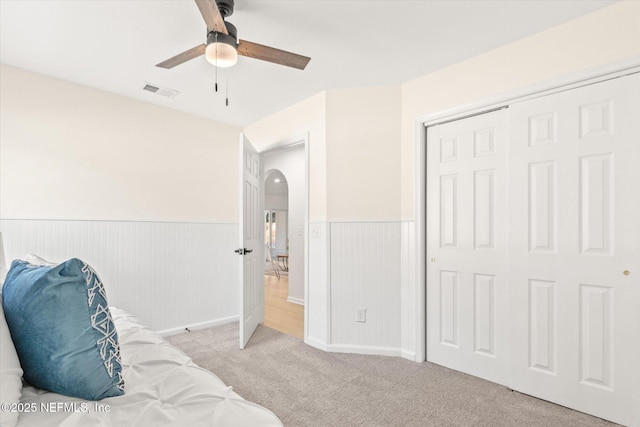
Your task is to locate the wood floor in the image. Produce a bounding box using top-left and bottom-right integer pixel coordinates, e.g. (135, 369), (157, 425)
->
(263, 274), (303, 339)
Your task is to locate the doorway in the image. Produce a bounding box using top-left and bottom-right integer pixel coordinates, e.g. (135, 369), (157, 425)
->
(262, 144), (306, 339)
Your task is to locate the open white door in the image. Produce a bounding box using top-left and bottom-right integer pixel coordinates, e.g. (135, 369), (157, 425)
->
(238, 134), (264, 349)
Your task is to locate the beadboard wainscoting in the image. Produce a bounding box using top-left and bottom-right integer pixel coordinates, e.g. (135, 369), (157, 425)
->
(400, 220), (417, 361)
(329, 221), (402, 356)
(0, 219), (239, 334)
(306, 221), (331, 349)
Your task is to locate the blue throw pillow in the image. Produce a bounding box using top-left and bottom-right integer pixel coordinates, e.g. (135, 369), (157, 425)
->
(2, 258), (124, 400)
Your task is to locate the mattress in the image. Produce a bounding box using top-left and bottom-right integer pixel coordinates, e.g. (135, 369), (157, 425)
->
(15, 308), (283, 427)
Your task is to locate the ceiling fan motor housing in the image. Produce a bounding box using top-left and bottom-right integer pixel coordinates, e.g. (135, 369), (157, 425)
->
(216, 0), (234, 18)
(207, 21), (238, 48)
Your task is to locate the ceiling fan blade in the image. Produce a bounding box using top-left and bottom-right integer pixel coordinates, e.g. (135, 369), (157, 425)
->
(194, 0), (228, 34)
(156, 44), (206, 69)
(238, 40), (310, 70)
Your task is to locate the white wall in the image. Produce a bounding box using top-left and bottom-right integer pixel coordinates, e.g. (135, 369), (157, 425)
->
(244, 93), (326, 221)
(263, 146), (305, 304)
(244, 85), (403, 354)
(400, 0), (640, 218)
(0, 65), (242, 332)
(323, 85), (403, 354)
(326, 85), (401, 221)
(0, 65), (241, 222)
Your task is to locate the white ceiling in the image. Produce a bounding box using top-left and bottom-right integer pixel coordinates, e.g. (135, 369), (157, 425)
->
(0, 0), (616, 127)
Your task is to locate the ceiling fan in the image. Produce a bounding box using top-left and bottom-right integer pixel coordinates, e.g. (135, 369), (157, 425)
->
(156, 0), (311, 70)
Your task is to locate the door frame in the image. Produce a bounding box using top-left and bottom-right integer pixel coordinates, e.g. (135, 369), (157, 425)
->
(412, 56), (640, 362)
(258, 133), (310, 340)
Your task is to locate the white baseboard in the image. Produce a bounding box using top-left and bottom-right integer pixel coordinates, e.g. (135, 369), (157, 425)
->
(158, 315), (239, 337)
(304, 336), (328, 351)
(401, 349), (418, 362)
(327, 343), (402, 357)
(286, 296), (304, 305)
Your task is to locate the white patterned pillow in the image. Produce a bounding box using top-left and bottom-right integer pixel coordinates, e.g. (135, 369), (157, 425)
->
(23, 253), (57, 267)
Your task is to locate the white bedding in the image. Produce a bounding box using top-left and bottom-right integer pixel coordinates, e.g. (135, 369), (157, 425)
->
(15, 308), (282, 427)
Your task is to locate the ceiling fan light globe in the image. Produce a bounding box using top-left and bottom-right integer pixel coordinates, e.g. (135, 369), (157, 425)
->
(206, 42), (238, 68)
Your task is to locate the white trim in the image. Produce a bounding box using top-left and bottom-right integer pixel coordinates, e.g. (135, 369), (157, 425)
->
(400, 217), (419, 222)
(0, 217), (238, 225)
(401, 349), (417, 361)
(400, 220), (420, 362)
(287, 296), (304, 305)
(327, 219), (403, 224)
(158, 315), (239, 337)
(416, 56), (640, 127)
(414, 120), (427, 363)
(326, 222), (332, 345)
(258, 134), (306, 155)
(304, 336), (328, 351)
(327, 344), (401, 357)
(413, 57), (640, 364)
(303, 132), (310, 345)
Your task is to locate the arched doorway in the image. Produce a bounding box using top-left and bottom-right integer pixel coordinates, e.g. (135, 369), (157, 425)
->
(264, 169), (289, 265)
(263, 167), (303, 338)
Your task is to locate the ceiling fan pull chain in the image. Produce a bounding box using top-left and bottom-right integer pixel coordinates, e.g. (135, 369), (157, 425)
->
(226, 77), (229, 107)
(214, 34), (219, 92)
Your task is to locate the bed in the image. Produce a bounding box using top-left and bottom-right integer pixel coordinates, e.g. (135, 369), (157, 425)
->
(12, 307), (281, 426)
(4, 307), (283, 427)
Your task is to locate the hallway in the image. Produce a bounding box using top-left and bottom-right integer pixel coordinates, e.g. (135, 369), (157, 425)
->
(263, 274), (303, 339)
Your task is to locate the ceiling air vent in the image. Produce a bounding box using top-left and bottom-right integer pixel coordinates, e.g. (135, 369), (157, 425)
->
(142, 82), (179, 99)
(143, 84), (159, 93)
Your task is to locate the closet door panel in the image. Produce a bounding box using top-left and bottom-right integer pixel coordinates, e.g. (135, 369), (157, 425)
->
(508, 73), (640, 426)
(426, 109), (509, 385)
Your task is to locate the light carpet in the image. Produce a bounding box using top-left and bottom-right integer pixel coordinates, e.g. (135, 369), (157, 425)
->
(167, 323), (616, 427)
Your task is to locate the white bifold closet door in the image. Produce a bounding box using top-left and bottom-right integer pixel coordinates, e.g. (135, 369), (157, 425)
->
(508, 73), (640, 426)
(426, 109), (509, 386)
(427, 72), (640, 426)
